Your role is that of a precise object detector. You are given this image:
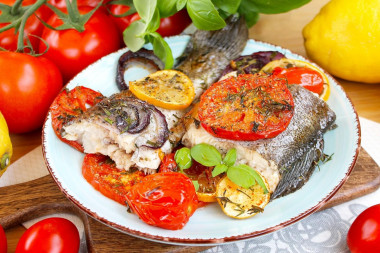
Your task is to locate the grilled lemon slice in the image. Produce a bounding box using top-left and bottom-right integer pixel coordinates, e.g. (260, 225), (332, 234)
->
(215, 175), (270, 219)
(129, 70), (195, 110)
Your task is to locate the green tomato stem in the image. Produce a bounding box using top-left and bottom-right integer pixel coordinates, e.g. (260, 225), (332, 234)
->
(16, 0), (47, 52)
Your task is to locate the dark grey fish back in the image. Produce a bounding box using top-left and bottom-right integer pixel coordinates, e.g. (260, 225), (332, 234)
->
(175, 16), (248, 84)
(242, 85), (336, 169)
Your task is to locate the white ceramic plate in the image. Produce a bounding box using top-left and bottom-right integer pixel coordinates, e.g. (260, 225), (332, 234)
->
(42, 36), (360, 246)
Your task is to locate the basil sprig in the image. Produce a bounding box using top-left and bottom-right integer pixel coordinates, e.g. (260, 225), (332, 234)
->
(175, 143), (268, 192)
(123, 0), (310, 69)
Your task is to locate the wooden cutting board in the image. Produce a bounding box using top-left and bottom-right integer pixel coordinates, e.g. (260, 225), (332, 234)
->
(0, 147), (379, 252)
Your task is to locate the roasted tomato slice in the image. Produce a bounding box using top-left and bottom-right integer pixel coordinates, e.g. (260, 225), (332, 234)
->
(51, 86), (104, 152)
(125, 172), (198, 230)
(82, 153), (146, 205)
(198, 74), (294, 141)
(272, 66), (324, 95)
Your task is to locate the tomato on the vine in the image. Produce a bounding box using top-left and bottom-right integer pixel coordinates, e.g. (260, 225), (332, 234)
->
(347, 204), (380, 253)
(50, 86), (104, 152)
(15, 217), (80, 253)
(0, 224), (6, 253)
(48, 0), (111, 9)
(108, 6), (191, 37)
(39, 6), (121, 82)
(126, 172), (198, 230)
(0, 52), (63, 133)
(0, 0), (51, 52)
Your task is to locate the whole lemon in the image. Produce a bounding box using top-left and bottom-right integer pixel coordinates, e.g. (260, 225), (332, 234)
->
(303, 0), (380, 83)
(0, 111), (12, 177)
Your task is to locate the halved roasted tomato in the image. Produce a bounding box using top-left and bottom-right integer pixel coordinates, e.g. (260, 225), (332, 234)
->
(262, 58), (330, 101)
(50, 86), (104, 152)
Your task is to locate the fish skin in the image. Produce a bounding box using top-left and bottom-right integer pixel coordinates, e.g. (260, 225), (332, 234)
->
(181, 84), (336, 197)
(176, 15), (249, 100)
(62, 17), (248, 173)
(169, 16), (249, 145)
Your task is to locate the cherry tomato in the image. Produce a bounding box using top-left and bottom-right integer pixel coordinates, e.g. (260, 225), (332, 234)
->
(198, 74), (294, 141)
(50, 86), (104, 152)
(126, 172), (198, 230)
(0, 0), (51, 52)
(39, 7), (121, 83)
(82, 153), (146, 204)
(0, 52), (62, 133)
(108, 6), (191, 37)
(0, 225), (6, 253)
(347, 204), (380, 253)
(272, 66), (324, 95)
(15, 217), (79, 253)
(158, 153), (178, 173)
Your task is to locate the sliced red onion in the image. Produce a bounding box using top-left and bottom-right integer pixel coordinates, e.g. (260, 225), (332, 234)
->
(141, 105), (169, 149)
(221, 51), (286, 77)
(116, 48), (165, 90)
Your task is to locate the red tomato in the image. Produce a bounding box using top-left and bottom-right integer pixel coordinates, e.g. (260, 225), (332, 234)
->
(108, 7), (191, 37)
(39, 7), (121, 83)
(156, 9), (192, 37)
(198, 74), (294, 141)
(0, 52), (62, 133)
(158, 153), (178, 173)
(0, 225), (6, 253)
(50, 86), (104, 152)
(0, 0), (51, 52)
(48, 0), (111, 9)
(273, 66), (324, 95)
(15, 217), (79, 253)
(82, 153), (146, 204)
(347, 204), (380, 253)
(126, 172), (198, 230)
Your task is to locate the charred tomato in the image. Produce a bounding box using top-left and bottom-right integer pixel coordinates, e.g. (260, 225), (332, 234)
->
(125, 172), (198, 230)
(82, 153), (146, 205)
(50, 86), (104, 152)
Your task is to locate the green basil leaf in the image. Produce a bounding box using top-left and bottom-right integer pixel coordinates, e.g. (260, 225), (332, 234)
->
(157, 0), (178, 17)
(250, 169), (269, 194)
(186, 0), (225, 30)
(134, 0), (156, 22)
(192, 180), (200, 191)
(240, 0), (311, 14)
(175, 147), (193, 171)
(146, 7), (160, 32)
(123, 20), (147, 51)
(212, 0), (241, 14)
(148, 32), (174, 69)
(223, 148), (236, 167)
(227, 164), (256, 188)
(238, 0), (259, 27)
(190, 143), (222, 166)
(176, 0), (187, 10)
(212, 164), (228, 177)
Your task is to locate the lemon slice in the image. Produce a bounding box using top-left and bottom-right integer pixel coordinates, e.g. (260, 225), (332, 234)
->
(215, 174), (270, 219)
(129, 70), (195, 110)
(197, 192), (217, 203)
(261, 59), (330, 101)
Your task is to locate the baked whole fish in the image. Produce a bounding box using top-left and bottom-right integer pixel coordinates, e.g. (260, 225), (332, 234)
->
(62, 17), (248, 174)
(181, 84), (336, 198)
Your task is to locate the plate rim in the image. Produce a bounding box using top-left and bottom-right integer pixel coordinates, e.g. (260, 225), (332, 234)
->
(42, 36), (361, 245)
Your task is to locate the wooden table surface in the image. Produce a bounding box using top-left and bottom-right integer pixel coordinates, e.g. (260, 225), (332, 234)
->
(4, 0), (380, 251)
